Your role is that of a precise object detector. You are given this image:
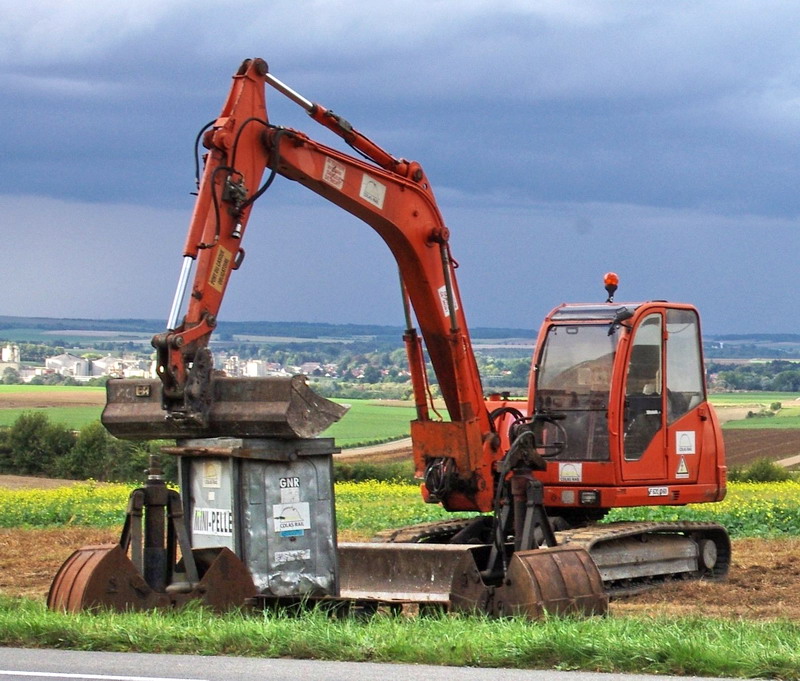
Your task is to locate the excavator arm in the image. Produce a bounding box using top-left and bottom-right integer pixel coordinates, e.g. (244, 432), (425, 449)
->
(152, 58), (499, 511)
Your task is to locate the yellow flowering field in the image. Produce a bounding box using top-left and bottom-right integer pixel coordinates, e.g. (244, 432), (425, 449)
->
(605, 480), (800, 537)
(0, 480), (798, 538)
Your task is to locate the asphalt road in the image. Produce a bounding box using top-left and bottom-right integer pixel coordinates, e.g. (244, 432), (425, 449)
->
(0, 647), (753, 681)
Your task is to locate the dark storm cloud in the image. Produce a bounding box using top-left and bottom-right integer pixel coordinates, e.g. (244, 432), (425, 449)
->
(2, 1), (800, 332)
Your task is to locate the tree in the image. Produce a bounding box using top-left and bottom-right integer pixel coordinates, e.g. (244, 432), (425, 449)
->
(1, 367), (20, 385)
(6, 412), (75, 476)
(362, 365), (382, 383)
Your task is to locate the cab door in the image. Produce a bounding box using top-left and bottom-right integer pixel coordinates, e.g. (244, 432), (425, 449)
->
(620, 311), (668, 481)
(662, 307), (707, 484)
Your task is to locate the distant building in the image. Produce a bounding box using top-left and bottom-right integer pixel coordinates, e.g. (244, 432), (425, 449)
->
(0, 344), (21, 377)
(244, 360), (291, 377)
(1, 344), (20, 364)
(92, 355), (151, 378)
(46, 353), (90, 377)
(299, 362), (323, 375)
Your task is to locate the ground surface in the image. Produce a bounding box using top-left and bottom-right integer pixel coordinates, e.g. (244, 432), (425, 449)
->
(0, 524), (796, 620)
(0, 390), (106, 408)
(1, 394), (798, 618)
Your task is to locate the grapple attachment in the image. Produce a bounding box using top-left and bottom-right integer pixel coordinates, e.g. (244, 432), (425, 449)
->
(47, 458), (257, 614)
(47, 544), (256, 613)
(102, 375), (348, 440)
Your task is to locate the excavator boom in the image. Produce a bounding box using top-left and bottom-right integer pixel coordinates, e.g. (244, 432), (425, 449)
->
(106, 57), (499, 512)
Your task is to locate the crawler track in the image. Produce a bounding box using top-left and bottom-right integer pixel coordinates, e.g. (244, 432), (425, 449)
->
(375, 518), (731, 597)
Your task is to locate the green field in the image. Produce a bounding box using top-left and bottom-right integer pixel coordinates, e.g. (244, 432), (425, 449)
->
(710, 392), (800, 429)
(0, 385), (105, 395)
(322, 400), (416, 446)
(0, 386), (417, 447)
(4, 386), (800, 441)
(709, 392), (800, 406)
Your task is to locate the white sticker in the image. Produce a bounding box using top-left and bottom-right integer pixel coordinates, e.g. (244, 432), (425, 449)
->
(279, 476), (301, 503)
(202, 461), (222, 489)
(676, 456), (689, 479)
(193, 507), (233, 536)
(648, 486), (669, 497)
(281, 487), (300, 504)
(438, 285), (459, 317)
(273, 502), (311, 533)
(275, 549), (312, 565)
(360, 173), (386, 209)
(558, 462), (583, 483)
(676, 431), (696, 455)
(322, 157), (346, 190)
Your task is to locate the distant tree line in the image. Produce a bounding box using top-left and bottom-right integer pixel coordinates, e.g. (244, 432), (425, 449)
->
(709, 360), (800, 392)
(0, 413), (174, 482)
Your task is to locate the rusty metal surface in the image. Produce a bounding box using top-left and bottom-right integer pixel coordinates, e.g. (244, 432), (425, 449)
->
(338, 542), (475, 603)
(47, 544), (167, 612)
(102, 375), (348, 440)
(338, 542), (607, 619)
(491, 546), (608, 618)
(175, 547), (258, 611)
(47, 544), (256, 613)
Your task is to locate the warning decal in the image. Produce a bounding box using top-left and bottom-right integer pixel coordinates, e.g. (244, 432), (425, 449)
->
(322, 157), (346, 190)
(275, 549), (312, 564)
(676, 456), (689, 479)
(208, 245), (233, 293)
(438, 285), (459, 318)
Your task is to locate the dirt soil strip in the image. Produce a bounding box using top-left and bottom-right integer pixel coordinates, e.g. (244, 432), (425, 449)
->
(0, 524), (796, 620)
(0, 390), (106, 409)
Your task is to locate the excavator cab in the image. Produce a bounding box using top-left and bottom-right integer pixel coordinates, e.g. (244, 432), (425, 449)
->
(529, 300), (727, 516)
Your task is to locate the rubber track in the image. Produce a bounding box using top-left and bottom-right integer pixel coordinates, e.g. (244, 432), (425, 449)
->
(557, 520), (732, 596)
(375, 518), (732, 597)
(372, 518), (478, 543)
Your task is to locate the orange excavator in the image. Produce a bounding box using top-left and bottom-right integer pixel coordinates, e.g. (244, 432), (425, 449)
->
(49, 58), (729, 618)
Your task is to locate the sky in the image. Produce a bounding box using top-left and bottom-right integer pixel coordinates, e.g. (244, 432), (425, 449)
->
(2, 1), (800, 335)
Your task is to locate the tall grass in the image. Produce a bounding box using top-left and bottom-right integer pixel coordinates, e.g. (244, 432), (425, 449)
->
(1, 597), (797, 678)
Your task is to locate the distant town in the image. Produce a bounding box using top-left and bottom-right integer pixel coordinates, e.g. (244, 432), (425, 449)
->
(3, 315), (800, 395)
(0, 342), (414, 385)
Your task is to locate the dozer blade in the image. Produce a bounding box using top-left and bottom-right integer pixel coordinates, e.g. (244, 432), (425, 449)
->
(338, 542), (608, 618)
(102, 375), (348, 440)
(48, 544), (257, 613)
(338, 542), (476, 604)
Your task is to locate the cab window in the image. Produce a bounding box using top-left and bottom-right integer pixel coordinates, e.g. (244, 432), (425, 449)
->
(624, 313), (662, 461)
(666, 308), (705, 423)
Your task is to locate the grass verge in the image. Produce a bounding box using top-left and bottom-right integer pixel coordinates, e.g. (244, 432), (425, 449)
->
(0, 597), (797, 678)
